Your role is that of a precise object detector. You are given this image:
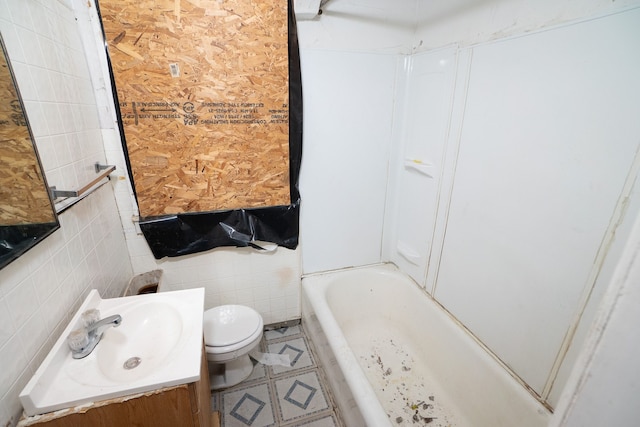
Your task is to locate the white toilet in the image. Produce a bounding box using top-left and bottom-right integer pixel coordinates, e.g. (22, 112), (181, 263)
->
(203, 304), (264, 390)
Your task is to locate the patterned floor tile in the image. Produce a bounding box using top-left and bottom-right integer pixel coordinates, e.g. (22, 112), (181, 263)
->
(267, 337), (315, 375)
(221, 382), (276, 427)
(265, 325), (302, 341)
(211, 391), (221, 413)
(274, 371), (330, 423)
(288, 414), (339, 427)
(245, 361), (268, 383)
(213, 324), (343, 427)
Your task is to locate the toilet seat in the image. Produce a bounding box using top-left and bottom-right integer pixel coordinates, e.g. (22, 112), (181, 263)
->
(203, 305), (263, 354)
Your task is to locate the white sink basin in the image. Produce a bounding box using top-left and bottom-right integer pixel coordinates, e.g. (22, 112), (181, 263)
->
(19, 288), (204, 417)
(95, 301), (183, 383)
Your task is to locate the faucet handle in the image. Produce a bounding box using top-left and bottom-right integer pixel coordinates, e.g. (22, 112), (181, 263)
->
(81, 309), (100, 328)
(67, 329), (89, 352)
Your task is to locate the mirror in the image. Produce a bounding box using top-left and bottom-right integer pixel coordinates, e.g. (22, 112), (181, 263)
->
(0, 33), (59, 269)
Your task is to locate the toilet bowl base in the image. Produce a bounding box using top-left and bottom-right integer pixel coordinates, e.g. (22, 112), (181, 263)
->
(209, 354), (255, 390)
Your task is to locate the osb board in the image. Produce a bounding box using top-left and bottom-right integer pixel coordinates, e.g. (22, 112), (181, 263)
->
(0, 51), (55, 226)
(100, 0), (290, 217)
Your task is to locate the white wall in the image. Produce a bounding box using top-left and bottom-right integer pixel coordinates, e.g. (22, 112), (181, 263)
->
(296, 0), (415, 54)
(298, 49), (398, 273)
(297, 0), (414, 274)
(412, 0), (640, 52)
(0, 1), (133, 425)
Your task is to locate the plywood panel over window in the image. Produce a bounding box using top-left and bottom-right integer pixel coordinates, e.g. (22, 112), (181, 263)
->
(100, 0), (290, 217)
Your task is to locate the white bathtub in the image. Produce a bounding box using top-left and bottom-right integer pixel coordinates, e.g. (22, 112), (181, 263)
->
(302, 264), (551, 427)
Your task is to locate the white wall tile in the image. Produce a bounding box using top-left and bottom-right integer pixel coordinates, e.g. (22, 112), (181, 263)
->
(5, 0), (34, 29)
(10, 62), (36, 100)
(0, 297), (15, 348)
(3, 368), (33, 427)
(0, 20), (22, 61)
(0, 3), (133, 425)
(0, 0), (10, 21)
(31, 260), (57, 305)
(0, 335), (27, 406)
(18, 313), (51, 365)
(14, 27), (45, 68)
(51, 247), (73, 284)
(23, 237), (52, 274)
(50, 134), (70, 167)
(22, 101), (48, 137)
(41, 102), (64, 134)
(4, 278), (37, 327)
(57, 103), (75, 133)
(38, 36), (60, 71)
(34, 136), (56, 171)
(26, 2), (51, 38)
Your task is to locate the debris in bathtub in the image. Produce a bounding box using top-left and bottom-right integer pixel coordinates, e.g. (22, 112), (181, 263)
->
(404, 400), (441, 425)
(361, 338), (455, 426)
(409, 401), (423, 410)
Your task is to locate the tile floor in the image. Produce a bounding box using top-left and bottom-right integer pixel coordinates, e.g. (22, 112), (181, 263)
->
(210, 323), (345, 427)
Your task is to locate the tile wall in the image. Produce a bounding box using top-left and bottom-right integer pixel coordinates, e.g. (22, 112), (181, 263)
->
(0, 0), (133, 425)
(124, 229), (302, 326)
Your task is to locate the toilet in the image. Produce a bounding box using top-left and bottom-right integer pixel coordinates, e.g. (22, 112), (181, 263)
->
(203, 304), (264, 390)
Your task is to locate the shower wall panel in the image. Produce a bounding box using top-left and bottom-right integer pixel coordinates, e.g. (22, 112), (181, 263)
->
(435, 8), (640, 397)
(298, 50), (398, 274)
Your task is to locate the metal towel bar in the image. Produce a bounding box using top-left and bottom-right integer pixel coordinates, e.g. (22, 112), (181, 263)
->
(49, 163), (116, 211)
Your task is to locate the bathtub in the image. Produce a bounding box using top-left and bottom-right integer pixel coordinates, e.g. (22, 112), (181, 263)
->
(301, 264), (551, 427)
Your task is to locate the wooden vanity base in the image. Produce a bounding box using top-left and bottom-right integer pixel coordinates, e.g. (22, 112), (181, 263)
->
(19, 347), (215, 427)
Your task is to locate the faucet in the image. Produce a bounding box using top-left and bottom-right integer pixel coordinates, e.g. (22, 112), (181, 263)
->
(68, 314), (122, 359)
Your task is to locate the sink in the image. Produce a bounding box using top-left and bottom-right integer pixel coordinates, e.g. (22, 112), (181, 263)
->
(95, 301), (183, 383)
(19, 288), (204, 417)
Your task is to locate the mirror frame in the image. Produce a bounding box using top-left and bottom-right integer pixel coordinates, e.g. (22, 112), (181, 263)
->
(0, 33), (60, 270)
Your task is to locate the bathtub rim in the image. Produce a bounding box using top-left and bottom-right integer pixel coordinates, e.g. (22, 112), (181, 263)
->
(302, 262), (553, 426)
(302, 264), (393, 426)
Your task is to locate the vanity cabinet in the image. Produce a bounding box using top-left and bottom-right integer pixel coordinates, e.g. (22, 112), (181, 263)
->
(18, 347), (218, 427)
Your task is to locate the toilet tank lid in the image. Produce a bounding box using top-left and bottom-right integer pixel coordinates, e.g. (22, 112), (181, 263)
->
(203, 305), (262, 347)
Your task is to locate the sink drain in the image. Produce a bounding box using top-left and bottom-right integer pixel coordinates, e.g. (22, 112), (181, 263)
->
(123, 357), (142, 370)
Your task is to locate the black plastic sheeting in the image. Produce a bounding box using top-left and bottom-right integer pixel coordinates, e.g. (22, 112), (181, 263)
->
(107, 0), (302, 259)
(0, 223), (59, 269)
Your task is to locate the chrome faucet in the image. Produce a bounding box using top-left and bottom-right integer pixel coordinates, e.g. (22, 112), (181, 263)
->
(67, 314), (122, 359)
